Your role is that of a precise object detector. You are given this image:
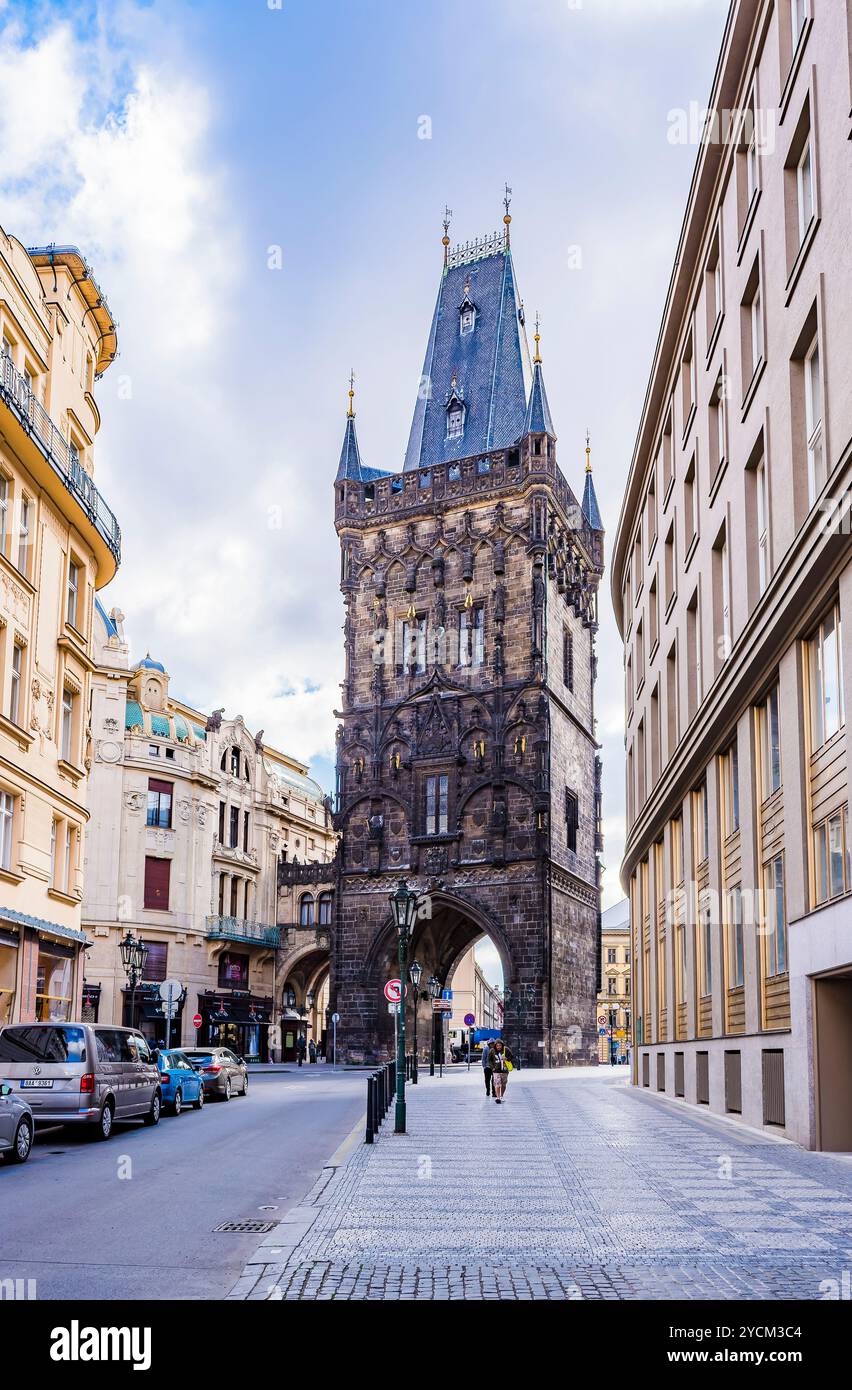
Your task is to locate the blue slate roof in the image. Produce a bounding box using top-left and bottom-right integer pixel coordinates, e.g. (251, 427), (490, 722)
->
(403, 245), (533, 471)
(524, 360), (555, 437)
(95, 598), (117, 637)
(582, 469), (603, 531)
(135, 655), (165, 673)
(335, 414), (389, 483)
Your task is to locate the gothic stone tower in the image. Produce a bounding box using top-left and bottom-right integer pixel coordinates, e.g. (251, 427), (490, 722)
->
(331, 217), (604, 1067)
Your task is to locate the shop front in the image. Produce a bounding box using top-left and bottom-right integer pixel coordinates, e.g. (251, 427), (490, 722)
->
(0, 926), (19, 1026)
(122, 981), (186, 1045)
(197, 992), (272, 1062)
(278, 1008), (308, 1062)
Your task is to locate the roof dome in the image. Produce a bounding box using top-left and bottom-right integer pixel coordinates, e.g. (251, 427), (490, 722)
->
(134, 653), (166, 673)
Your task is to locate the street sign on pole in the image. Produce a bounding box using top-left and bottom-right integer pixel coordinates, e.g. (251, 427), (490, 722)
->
(158, 979), (183, 1050)
(387, 1001), (400, 1014)
(384, 979), (402, 1003)
(331, 1012), (339, 1070)
(192, 1013), (202, 1030)
(463, 1012), (476, 1027)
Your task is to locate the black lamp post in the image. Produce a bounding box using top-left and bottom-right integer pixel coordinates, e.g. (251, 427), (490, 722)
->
(428, 975), (440, 1076)
(119, 930), (148, 1031)
(408, 959), (422, 1084)
(389, 880), (418, 1133)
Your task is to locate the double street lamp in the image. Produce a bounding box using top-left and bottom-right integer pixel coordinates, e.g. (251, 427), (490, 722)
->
(389, 880), (418, 1134)
(119, 930), (149, 1031)
(409, 959), (422, 1084)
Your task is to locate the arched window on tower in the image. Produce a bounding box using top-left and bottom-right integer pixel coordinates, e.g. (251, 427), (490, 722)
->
(299, 893), (315, 927)
(318, 892), (333, 926)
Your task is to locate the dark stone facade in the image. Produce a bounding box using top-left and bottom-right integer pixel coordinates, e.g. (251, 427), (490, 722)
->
(330, 435), (605, 1066)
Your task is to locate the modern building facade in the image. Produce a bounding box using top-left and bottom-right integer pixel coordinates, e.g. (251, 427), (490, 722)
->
(597, 898), (630, 1063)
(331, 210), (605, 1066)
(614, 0), (852, 1146)
(83, 602), (336, 1059)
(0, 228), (121, 1026)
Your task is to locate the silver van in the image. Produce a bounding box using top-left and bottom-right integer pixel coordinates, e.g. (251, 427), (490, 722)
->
(0, 1023), (162, 1140)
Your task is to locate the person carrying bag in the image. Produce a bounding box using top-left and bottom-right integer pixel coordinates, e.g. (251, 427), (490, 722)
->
(487, 1039), (514, 1104)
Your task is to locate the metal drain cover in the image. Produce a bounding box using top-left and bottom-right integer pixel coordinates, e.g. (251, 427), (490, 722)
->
(213, 1219), (276, 1234)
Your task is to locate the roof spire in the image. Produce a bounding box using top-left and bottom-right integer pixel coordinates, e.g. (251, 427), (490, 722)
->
(585, 428), (592, 472)
(442, 206), (452, 269)
(534, 310), (542, 364)
(347, 368), (355, 418)
(503, 183), (512, 248)
(582, 429), (603, 531)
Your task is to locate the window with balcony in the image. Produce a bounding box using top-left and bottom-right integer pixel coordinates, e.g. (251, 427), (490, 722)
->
(146, 779), (173, 829)
(808, 603), (844, 749)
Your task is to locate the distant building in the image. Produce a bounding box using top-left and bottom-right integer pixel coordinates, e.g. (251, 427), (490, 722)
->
(597, 899), (630, 1062)
(0, 227), (120, 1026)
(613, 0), (852, 1146)
(448, 945), (504, 1051)
(83, 603), (336, 1060)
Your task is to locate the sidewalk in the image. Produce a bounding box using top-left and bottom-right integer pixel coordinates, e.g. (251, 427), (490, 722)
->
(229, 1066), (852, 1300)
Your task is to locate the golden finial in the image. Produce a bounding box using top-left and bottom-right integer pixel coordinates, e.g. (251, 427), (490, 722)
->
(503, 183), (512, 247)
(347, 369), (355, 418)
(533, 311), (541, 365)
(585, 429), (592, 473)
(442, 206), (452, 268)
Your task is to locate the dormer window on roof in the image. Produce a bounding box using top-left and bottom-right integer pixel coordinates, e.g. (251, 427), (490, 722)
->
(459, 282), (477, 336)
(445, 376), (466, 441)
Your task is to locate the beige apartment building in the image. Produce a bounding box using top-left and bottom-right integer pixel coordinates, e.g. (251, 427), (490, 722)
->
(0, 229), (120, 1027)
(614, 0), (852, 1147)
(597, 898), (630, 1063)
(83, 602), (336, 1060)
(448, 945), (504, 1051)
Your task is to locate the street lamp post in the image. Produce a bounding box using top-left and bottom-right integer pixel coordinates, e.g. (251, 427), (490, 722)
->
(428, 975), (440, 1076)
(119, 930), (149, 1032)
(408, 959), (422, 1084)
(389, 880), (418, 1134)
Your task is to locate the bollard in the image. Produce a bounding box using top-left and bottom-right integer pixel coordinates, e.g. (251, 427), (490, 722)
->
(366, 1073), (375, 1144)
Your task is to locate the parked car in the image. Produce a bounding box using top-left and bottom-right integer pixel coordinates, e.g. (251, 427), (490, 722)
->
(0, 1084), (33, 1164)
(183, 1047), (248, 1100)
(0, 1023), (162, 1140)
(153, 1048), (205, 1114)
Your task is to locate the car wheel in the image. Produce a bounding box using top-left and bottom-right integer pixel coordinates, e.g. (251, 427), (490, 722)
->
(173, 1089), (182, 1116)
(241, 1074), (249, 1096)
(92, 1101), (114, 1142)
(195, 1085), (205, 1109)
(222, 1077), (231, 1102)
(9, 1118), (33, 1164)
(144, 1092), (161, 1126)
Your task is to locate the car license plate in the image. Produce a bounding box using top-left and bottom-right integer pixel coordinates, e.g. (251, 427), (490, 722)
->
(21, 1079), (54, 1088)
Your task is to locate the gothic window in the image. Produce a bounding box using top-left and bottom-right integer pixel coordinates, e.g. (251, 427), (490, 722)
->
(565, 788), (579, 854)
(459, 605), (484, 668)
(425, 774), (449, 835)
(460, 304), (476, 336)
(318, 891), (333, 925)
(299, 893), (315, 927)
(447, 404), (465, 440)
(402, 616), (426, 674)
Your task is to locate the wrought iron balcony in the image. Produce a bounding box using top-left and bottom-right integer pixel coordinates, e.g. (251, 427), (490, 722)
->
(0, 351), (121, 564)
(205, 916), (280, 948)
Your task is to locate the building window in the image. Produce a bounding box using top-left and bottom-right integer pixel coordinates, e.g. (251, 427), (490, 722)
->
(447, 404), (464, 440)
(809, 603), (844, 749)
(757, 685), (781, 799)
(229, 805), (239, 848)
(805, 335), (824, 504)
(684, 455), (698, 550)
(425, 774), (449, 835)
(694, 780), (709, 864)
(9, 642), (22, 725)
(681, 330), (696, 427)
(723, 741), (740, 835)
(50, 817), (57, 887)
(565, 789), (579, 854)
(459, 605), (483, 669)
(143, 857), (171, 911)
(318, 891), (333, 925)
(709, 373), (727, 479)
(705, 228), (723, 335)
(402, 616), (427, 674)
(218, 951), (248, 989)
(728, 885), (744, 988)
(66, 561), (80, 629)
(699, 903), (712, 997)
(763, 855), (787, 977)
(563, 630), (574, 690)
(664, 522), (677, 611)
(0, 474), (8, 557)
(796, 128), (815, 247)
(299, 893), (314, 927)
(814, 809), (848, 906)
(460, 305), (475, 336)
(243, 810), (250, 852)
(17, 496), (30, 578)
(607, 948), (617, 964)
(146, 779), (173, 829)
(0, 790), (14, 871)
(60, 687), (76, 763)
(230, 747), (241, 777)
(756, 455), (770, 594)
(741, 258), (764, 390)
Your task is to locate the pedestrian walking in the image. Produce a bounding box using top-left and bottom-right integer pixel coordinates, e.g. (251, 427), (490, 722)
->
(308, 1039), (317, 1064)
(481, 1038), (493, 1096)
(296, 1034), (306, 1067)
(487, 1038), (514, 1104)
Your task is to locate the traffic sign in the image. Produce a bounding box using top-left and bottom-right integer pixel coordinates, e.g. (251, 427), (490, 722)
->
(384, 979), (402, 1003)
(387, 1001), (400, 1015)
(598, 1028), (607, 1036)
(597, 1015), (607, 1027)
(158, 978), (183, 1001)
(432, 999), (452, 1013)
(331, 1012), (340, 1025)
(192, 1013), (202, 1030)
(464, 1012), (475, 1027)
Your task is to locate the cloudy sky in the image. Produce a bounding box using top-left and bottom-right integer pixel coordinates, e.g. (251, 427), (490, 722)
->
(0, 0), (727, 932)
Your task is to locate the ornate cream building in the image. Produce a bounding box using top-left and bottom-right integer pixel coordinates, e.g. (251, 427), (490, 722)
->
(614, 0), (852, 1146)
(82, 603), (336, 1060)
(0, 228), (120, 1027)
(597, 898), (630, 1063)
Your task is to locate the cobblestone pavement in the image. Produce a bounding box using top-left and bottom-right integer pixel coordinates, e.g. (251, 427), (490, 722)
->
(228, 1068), (852, 1300)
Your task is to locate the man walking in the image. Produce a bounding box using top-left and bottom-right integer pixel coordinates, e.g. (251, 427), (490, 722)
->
(482, 1038), (493, 1097)
(296, 1034), (306, 1067)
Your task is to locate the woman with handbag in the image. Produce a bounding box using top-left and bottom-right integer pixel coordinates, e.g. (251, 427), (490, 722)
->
(487, 1039), (514, 1103)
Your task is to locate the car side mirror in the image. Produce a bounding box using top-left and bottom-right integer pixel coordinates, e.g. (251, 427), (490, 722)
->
(0, 1083), (12, 1097)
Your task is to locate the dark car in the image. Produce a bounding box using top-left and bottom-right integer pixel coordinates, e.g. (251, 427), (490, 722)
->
(182, 1048), (248, 1100)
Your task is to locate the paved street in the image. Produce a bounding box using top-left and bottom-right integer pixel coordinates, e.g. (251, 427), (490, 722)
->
(0, 1067), (365, 1300)
(231, 1067), (852, 1301)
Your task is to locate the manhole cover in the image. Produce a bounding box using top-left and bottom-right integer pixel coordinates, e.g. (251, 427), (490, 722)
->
(213, 1220), (276, 1234)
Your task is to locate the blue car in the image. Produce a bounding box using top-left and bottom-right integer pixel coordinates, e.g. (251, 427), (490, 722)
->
(153, 1049), (205, 1115)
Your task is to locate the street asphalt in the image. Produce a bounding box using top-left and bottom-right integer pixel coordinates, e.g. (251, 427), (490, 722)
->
(0, 1065), (366, 1300)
